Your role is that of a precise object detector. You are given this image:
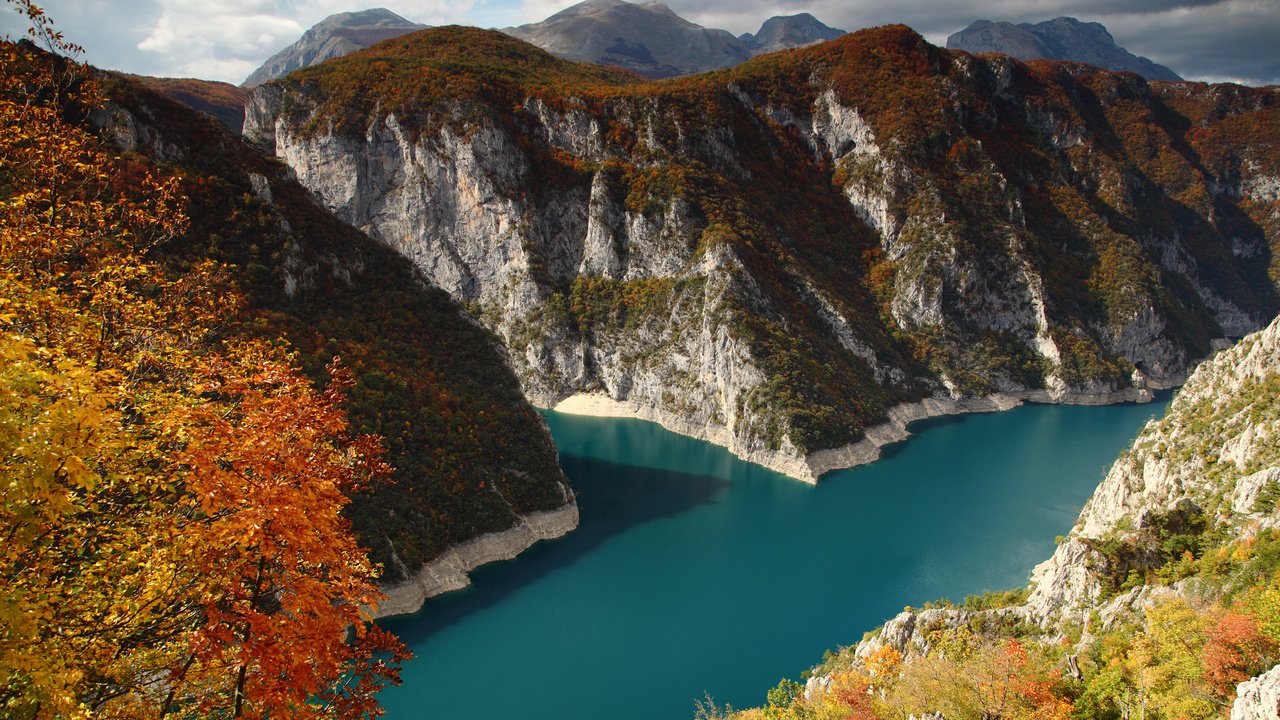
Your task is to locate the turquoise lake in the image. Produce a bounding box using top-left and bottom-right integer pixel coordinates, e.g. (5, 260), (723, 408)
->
(379, 398), (1170, 720)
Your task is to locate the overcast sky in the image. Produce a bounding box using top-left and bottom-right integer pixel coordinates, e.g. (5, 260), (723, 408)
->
(2, 0), (1277, 86)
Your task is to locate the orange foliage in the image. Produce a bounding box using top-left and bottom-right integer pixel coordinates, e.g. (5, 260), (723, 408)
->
(1202, 611), (1279, 700)
(0, 2), (407, 716)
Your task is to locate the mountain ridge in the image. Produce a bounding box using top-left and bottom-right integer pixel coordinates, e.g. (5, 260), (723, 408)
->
(245, 25), (1280, 481)
(503, 0), (752, 78)
(740, 13), (845, 55)
(947, 16), (1181, 82)
(241, 2), (849, 85)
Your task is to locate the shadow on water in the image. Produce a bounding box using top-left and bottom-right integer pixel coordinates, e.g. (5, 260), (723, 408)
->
(382, 453), (729, 643)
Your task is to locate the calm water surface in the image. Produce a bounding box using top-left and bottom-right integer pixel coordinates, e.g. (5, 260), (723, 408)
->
(380, 398), (1169, 720)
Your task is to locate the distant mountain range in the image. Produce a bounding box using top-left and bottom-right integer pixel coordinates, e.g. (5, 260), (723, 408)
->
(503, 0), (750, 78)
(504, 0), (844, 78)
(946, 17), (1181, 81)
(242, 2), (845, 85)
(240, 5), (1183, 89)
(242, 8), (425, 87)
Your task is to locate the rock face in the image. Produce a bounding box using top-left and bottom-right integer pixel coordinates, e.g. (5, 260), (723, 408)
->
(242, 8), (425, 87)
(947, 17), (1181, 81)
(1232, 664), (1280, 720)
(740, 14), (845, 55)
(834, 315), (1280, 709)
(244, 26), (1280, 482)
(504, 0), (751, 78)
(1026, 317), (1280, 624)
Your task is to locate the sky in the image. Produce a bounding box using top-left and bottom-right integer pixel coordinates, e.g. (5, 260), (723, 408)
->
(1, 0), (1277, 86)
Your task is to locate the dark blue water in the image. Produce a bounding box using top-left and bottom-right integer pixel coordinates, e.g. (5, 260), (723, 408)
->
(380, 399), (1168, 720)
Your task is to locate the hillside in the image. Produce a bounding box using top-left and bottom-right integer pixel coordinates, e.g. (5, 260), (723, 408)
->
(948, 17), (1181, 82)
(245, 24), (1280, 482)
(92, 63), (574, 609)
(124, 74), (249, 132)
(730, 314), (1280, 719)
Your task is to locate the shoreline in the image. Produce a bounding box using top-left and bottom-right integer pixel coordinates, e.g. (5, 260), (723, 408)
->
(374, 365), (1199, 616)
(374, 502), (579, 619)
(552, 384), (1167, 484)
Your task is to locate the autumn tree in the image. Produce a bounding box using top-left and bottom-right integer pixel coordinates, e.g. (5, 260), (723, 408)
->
(1202, 610), (1278, 702)
(0, 2), (406, 717)
(891, 638), (1073, 720)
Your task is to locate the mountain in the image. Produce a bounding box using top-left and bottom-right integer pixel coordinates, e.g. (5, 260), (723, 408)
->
(94, 67), (575, 616)
(734, 314), (1280, 719)
(241, 8), (425, 87)
(740, 13), (845, 55)
(244, 25), (1280, 483)
(503, 0), (751, 78)
(947, 17), (1182, 81)
(124, 75), (248, 132)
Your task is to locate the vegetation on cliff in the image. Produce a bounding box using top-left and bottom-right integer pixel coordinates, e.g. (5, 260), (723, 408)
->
(257, 24), (1279, 462)
(123, 74), (248, 133)
(716, 319), (1280, 720)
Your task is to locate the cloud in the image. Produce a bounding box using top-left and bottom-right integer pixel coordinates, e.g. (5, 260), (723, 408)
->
(1, 0), (164, 72)
(3, 0), (1276, 85)
(1104, 1), (1280, 84)
(2, 0), (477, 83)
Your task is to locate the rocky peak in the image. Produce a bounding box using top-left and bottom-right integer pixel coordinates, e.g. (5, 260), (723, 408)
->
(503, 0), (750, 78)
(241, 7), (426, 87)
(947, 16), (1181, 81)
(741, 13), (845, 55)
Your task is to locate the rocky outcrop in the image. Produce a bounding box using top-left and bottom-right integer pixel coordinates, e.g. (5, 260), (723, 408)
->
(817, 314), (1280, 709)
(376, 502), (580, 618)
(244, 26), (1279, 483)
(1232, 664), (1280, 720)
(947, 17), (1181, 81)
(1026, 317), (1280, 623)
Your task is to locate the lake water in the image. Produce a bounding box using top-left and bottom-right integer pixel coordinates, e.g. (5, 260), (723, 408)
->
(379, 398), (1169, 720)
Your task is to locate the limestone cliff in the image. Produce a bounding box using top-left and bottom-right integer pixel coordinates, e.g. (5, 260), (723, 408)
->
(807, 314), (1280, 718)
(245, 26), (1280, 482)
(1024, 318), (1280, 625)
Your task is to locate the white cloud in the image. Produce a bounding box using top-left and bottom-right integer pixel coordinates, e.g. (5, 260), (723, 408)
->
(3, 0), (477, 82)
